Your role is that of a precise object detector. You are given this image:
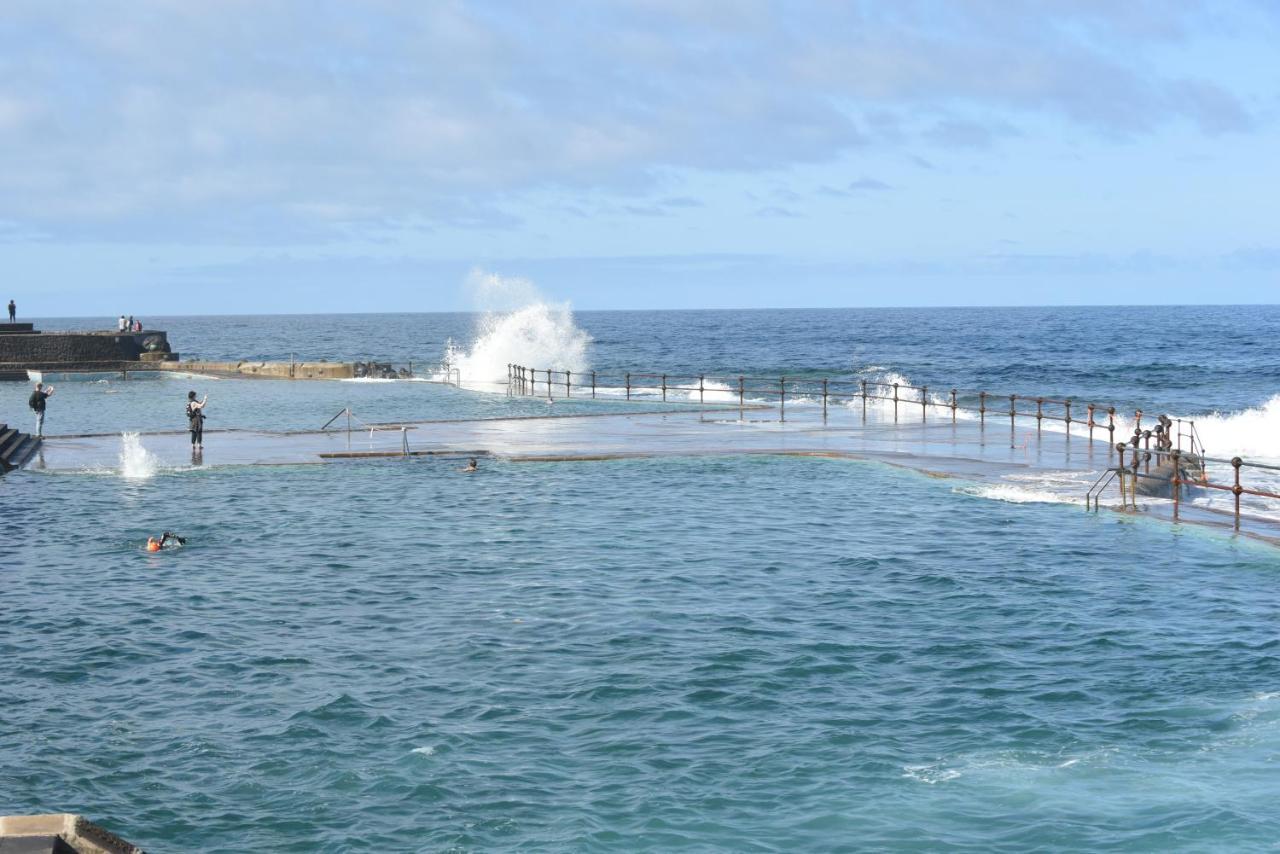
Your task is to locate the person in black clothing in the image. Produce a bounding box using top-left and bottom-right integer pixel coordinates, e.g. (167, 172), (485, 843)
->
(186, 390), (207, 448)
(6, 300), (14, 322)
(29, 382), (53, 437)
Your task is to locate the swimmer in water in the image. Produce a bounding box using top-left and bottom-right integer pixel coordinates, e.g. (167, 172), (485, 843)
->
(460, 457), (478, 473)
(146, 531), (186, 552)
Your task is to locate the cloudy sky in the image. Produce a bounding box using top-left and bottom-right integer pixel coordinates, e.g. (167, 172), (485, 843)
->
(3, 1), (1278, 314)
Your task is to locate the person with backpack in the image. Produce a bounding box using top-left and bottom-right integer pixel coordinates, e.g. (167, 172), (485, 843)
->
(29, 382), (53, 437)
(186, 390), (207, 449)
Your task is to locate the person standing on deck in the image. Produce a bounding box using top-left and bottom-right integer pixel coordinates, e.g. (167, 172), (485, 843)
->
(29, 382), (53, 437)
(6, 300), (14, 322)
(186, 390), (207, 449)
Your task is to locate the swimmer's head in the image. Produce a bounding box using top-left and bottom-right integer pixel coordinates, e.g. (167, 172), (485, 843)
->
(146, 537), (161, 552)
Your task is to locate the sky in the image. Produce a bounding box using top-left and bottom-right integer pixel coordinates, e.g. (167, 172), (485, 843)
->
(2, 0), (1278, 315)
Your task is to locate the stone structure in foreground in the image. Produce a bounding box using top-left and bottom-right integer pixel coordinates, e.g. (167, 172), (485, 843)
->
(0, 814), (143, 853)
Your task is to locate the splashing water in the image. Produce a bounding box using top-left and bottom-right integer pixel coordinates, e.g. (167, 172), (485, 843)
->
(119, 432), (158, 479)
(439, 270), (591, 388)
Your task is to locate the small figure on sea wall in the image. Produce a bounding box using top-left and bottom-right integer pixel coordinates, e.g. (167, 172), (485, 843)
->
(146, 531), (186, 552)
(6, 299), (14, 322)
(186, 390), (208, 449)
(28, 381), (53, 437)
(117, 314), (127, 331)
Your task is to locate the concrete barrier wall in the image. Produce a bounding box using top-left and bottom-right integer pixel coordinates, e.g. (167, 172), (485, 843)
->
(157, 360), (354, 379)
(0, 331), (171, 363)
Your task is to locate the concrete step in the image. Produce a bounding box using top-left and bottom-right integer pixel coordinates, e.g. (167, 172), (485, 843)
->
(0, 427), (18, 456)
(0, 370), (26, 381)
(4, 435), (40, 469)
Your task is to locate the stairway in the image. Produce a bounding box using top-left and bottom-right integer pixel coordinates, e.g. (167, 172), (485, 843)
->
(0, 422), (40, 472)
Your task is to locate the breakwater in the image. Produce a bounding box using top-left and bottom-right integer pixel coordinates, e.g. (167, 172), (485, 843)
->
(0, 323), (176, 369)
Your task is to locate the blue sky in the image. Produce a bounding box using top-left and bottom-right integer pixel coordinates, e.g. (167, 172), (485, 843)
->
(2, 1), (1278, 314)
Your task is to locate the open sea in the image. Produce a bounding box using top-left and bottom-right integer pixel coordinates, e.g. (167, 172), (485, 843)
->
(3, 304), (1280, 851)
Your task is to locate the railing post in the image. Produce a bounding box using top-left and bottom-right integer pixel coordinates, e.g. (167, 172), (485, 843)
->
(1087, 403), (1095, 443)
(401, 427), (409, 456)
(822, 378), (829, 420)
(779, 377), (786, 421)
(1135, 409), (1143, 432)
(979, 391), (986, 426)
(626, 372), (631, 401)
(546, 368), (552, 402)
(892, 382), (899, 421)
(1036, 398), (1043, 433)
(861, 380), (868, 420)
(1232, 457), (1243, 531)
(1172, 449), (1181, 520)
(566, 370), (571, 398)
(592, 370), (597, 399)
(1121, 448), (1131, 507)
(1143, 431), (1152, 475)
(507, 363), (512, 396)
(739, 376), (745, 409)
(1107, 407), (1116, 455)
(920, 385), (928, 421)
(662, 374), (667, 402)
(699, 375), (705, 404)
(1064, 399), (1072, 428)
(950, 389), (957, 423)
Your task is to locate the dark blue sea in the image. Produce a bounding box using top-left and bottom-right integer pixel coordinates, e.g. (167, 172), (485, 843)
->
(3, 304), (1279, 851)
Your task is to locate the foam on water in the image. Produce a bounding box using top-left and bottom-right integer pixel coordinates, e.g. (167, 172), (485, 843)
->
(118, 432), (158, 479)
(439, 270), (591, 388)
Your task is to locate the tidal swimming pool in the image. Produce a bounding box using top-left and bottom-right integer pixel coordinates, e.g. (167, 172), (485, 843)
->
(3, 453), (1278, 851)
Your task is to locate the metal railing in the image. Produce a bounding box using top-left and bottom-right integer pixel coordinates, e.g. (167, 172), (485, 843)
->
(320, 407), (412, 454)
(506, 362), (1280, 536)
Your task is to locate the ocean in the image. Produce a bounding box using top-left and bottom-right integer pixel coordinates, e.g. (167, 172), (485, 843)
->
(3, 304), (1279, 851)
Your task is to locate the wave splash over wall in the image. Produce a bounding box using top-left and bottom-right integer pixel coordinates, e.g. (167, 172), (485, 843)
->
(440, 270), (591, 388)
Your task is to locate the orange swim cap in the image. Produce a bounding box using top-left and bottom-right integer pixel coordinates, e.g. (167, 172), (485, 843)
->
(146, 538), (161, 552)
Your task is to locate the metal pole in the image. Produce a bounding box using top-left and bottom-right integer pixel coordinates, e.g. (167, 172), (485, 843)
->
(979, 391), (986, 426)
(626, 372), (631, 401)
(861, 380), (868, 420)
(566, 370), (571, 398)
(1172, 449), (1181, 520)
(739, 376), (745, 410)
(546, 368), (552, 402)
(592, 370), (597, 399)
(1036, 398), (1043, 434)
(950, 388), (957, 423)
(1009, 394), (1017, 430)
(1087, 404), (1095, 443)
(700, 375), (705, 404)
(1107, 407), (1115, 456)
(662, 374), (667, 402)
(893, 382), (899, 421)
(779, 377), (786, 421)
(920, 385), (928, 421)
(822, 379), (828, 420)
(401, 427), (409, 456)
(1117, 444), (1128, 508)
(1233, 457), (1243, 531)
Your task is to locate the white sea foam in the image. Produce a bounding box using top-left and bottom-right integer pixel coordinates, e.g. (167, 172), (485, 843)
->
(436, 270), (591, 389)
(119, 432), (158, 479)
(410, 745), (436, 757)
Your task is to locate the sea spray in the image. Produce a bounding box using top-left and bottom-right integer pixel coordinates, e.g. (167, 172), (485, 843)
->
(119, 432), (158, 479)
(441, 270), (591, 387)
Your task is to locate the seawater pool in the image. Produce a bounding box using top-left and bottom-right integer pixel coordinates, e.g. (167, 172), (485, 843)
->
(3, 454), (1278, 851)
(0, 372), (706, 437)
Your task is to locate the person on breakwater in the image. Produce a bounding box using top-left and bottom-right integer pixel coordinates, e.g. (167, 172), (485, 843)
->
(460, 457), (479, 473)
(146, 531), (186, 552)
(6, 299), (14, 322)
(117, 314), (127, 331)
(186, 390), (208, 449)
(28, 381), (53, 437)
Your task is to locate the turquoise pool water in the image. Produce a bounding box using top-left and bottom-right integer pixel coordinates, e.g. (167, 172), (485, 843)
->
(4, 455), (1278, 851)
